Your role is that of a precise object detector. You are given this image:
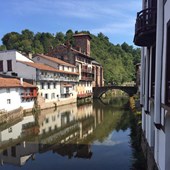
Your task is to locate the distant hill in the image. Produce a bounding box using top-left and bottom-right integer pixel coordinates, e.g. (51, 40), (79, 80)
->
(0, 29), (141, 84)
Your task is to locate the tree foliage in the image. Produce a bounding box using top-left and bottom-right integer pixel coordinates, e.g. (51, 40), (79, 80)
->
(0, 29), (141, 84)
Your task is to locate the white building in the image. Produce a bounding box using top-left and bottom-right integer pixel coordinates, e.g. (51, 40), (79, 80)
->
(134, 0), (170, 170)
(0, 50), (79, 108)
(32, 54), (79, 100)
(0, 77), (37, 112)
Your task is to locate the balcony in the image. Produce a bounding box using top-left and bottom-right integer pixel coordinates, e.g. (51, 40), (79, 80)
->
(21, 92), (37, 98)
(81, 68), (94, 74)
(77, 93), (93, 99)
(81, 76), (93, 81)
(134, 8), (157, 46)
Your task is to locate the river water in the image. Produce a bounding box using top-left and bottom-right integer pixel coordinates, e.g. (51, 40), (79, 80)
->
(0, 97), (138, 170)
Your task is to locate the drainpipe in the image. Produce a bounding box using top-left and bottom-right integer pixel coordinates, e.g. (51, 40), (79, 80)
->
(144, 49), (150, 113)
(154, 0), (163, 128)
(140, 48), (144, 106)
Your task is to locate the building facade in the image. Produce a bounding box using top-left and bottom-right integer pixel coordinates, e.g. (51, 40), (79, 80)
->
(0, 77), (37, 112)
(134, 0), (170, 169)
(47, 33), (104, 98)
(0, 50), (79, 109)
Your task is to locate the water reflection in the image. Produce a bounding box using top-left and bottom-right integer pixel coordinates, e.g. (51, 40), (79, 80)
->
(0, 97), (133, 170)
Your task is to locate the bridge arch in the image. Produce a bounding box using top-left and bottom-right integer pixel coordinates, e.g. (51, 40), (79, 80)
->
(93, 86), (138, 98)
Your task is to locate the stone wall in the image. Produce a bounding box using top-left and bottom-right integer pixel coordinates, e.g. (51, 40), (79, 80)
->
(141, 133), (158, 170)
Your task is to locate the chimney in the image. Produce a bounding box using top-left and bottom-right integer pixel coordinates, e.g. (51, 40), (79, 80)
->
(73, 33), (92, 56)
(20, 78), (23, 85)
(28, 53), (32, 59)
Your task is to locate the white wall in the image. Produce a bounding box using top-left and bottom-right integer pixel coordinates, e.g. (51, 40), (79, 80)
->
(37, 81), (61, 102)
(0, 50), (34, 78)
(16, 52), (33, 62)
(0, 88), (21, 111)
(0, 88), (35, 111)
(33, 56), (59, 69)
(16, 62), (36, 80)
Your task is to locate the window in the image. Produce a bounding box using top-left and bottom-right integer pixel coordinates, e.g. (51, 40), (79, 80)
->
(51, 93), (55, 99)
(53, 83), (56, 89)
(7, 99), (11, 104)
(6, 88), (10, 93)
(7, 60), (12, 71)
(41, 83), (44, 89)
(45, 93), (48, 99)
(52, 116), (56, 121)
(0, 60), (3, 71)
(11, 146), (16, 157)
(48, 83), (50, 89)
(45, 118), (49, 123)
(8, 127), (12, 133)
(3, 150), (8, 156)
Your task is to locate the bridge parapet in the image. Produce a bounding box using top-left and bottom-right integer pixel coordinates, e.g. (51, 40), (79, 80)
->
(93, 85), (138, 98)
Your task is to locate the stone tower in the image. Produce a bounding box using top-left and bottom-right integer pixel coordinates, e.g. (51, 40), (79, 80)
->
(73, 33), (92, 56)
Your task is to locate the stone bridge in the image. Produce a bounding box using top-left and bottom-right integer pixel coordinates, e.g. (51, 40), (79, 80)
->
(93, 85), (138, 98)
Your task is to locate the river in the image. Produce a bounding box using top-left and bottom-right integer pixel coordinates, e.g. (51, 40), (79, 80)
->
(0, 97), (140, 170)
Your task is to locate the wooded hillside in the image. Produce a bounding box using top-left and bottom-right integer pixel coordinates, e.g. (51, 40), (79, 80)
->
(0, 29), (141, 84)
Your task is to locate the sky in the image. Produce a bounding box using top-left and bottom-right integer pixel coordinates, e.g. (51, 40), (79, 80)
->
(0, 0), (142, 46)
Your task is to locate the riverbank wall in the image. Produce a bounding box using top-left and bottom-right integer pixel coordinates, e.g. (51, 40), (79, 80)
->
(130, 96), (158, 170)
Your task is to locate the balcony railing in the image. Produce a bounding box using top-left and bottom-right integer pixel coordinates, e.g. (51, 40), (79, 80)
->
(21, 92), (37, 98)
(81, 68), (94, 74)
(134, 8), (157, 46)
(38, 75), (79, 82)
(77, 93), (93, 99)
(81, 76), (93, 81)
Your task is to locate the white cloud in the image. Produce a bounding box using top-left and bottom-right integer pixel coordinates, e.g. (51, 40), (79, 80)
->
(2, 0), (141, 44)
(90, 18), (135, 35)
(93, 132), (127, 146)
(9, 0), (141, 19)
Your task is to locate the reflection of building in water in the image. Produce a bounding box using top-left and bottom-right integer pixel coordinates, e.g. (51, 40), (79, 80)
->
(0, 115), (35, 143)
(38, 103), (95, 147)
(0, 114), (39, 166)
(0, 103), (104, 166)
(53, 143), (92, 159)
(93, 102), (104, 128)
(0, 142), (38, 166)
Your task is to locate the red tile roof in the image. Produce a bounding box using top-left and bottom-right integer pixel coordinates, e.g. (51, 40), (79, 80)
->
(0, 78), (36, 88)
(35, 54), (76, 67)
(18, 61), (79, 75)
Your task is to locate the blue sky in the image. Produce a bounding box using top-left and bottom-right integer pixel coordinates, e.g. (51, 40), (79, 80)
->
(1, 0), (141, 46)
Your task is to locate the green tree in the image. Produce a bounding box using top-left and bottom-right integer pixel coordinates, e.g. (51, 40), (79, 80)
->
(55, 32), (65, 46)
(21, 29), (34, 40)
(65, 29), (74, 45)
(0, 45), (6, 51)
(2, 32), (21, 50)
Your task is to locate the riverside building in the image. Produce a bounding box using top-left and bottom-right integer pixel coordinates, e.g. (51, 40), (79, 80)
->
(134, 0), (170, 169)
(47, 33), (104, 99)
(0, 50), (79, 110)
